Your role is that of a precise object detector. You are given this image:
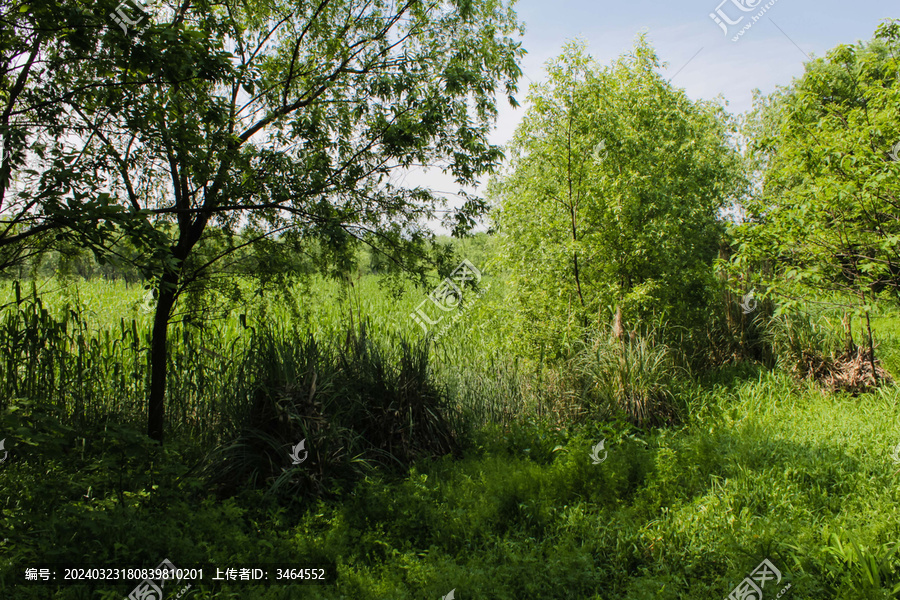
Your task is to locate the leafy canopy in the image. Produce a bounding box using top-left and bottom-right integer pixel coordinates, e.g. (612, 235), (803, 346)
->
(732, 20), (900, 313)
(491, 38), (745, 356)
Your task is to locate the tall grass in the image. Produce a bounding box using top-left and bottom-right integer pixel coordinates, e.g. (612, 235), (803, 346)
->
(766, 310), (845, 378)
(0, 269), (534, 413)
(201, 320), (462, 500)
(0, 281), (147, 423)
(0, 279), (252, 437)
(572, 327), (683, 427)
(0, 276), (501, 493)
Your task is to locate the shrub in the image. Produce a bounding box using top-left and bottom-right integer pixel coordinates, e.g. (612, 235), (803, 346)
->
(766, 311), (843, 379)
(202, 321), (460, 501)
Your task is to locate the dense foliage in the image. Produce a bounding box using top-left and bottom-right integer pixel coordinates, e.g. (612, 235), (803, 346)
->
(1, 279), (899, 598)
(3, 10), (900, 600)
(732, 21), (900, 356)
(491, 39), (746, 358)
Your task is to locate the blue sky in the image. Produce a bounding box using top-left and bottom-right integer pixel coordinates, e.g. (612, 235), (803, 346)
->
(490, 0), (895, 145)
(413, 0), (895, 226)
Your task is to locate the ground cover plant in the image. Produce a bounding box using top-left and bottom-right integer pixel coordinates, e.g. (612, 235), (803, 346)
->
(1, 273), (900, 599)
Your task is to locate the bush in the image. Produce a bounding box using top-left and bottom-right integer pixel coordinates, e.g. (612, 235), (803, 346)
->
(766, 311), (844, 379)
(202, 321), (461, 501)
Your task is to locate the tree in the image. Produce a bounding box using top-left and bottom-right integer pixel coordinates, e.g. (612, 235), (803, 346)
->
(56, 0), (523, 442)
(732, 20), (900, 372)
(491, 39), (745, 356)
(0, 0), (126, 271)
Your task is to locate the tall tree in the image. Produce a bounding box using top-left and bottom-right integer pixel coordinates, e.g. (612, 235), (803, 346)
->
(491, 39), (745, 356)
(732, 20), (900, 369)
(62, 0), (523, 442)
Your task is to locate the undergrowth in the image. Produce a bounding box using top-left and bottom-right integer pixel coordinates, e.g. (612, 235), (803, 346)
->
(2, 279), (900, 598)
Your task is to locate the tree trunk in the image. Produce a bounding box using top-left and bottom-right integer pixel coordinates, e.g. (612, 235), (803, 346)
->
(858, 290), (877, 384)
(147, 272), (178, 443)
(572, 250), (585, 308)
(865, 308), (877, 384)
(843, 312), (855, 354)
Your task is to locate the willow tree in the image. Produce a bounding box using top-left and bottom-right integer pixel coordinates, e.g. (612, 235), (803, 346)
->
(491, 39), (745, 356)
(56, 0), (523, 442)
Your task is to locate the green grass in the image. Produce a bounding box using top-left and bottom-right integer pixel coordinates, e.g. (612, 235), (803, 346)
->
(2, 370), (899, 598)
(0, 274), (523, 436)
(2, 276), (900, 598)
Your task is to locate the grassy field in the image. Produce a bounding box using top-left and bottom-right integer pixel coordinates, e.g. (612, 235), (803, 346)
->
(1, 275), (900, 599)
